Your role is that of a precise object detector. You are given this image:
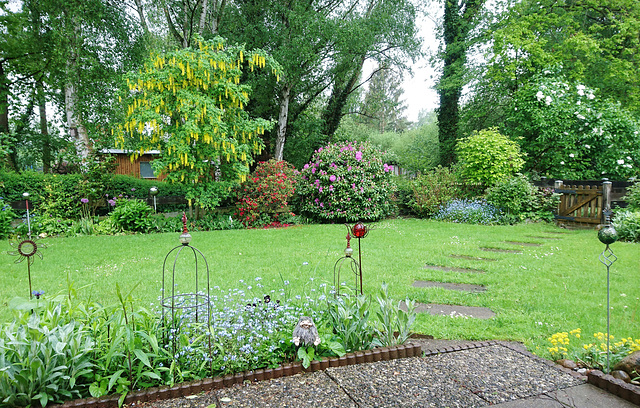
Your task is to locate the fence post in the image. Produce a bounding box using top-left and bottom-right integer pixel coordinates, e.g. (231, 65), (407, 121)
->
(602, 180), (612, 224)
(554, 180), (563, 215)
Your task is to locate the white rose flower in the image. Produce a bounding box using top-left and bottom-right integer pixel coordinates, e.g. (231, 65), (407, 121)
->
(536, 91), (544, 101)
(617, 159), (625, 165)
(545, 95), (552, 105)
(569, 154), (574, 158)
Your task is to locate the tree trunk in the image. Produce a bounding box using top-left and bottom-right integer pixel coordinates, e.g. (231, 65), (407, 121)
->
(36, 79), (51, 172)
(198, 0), (209, 35)
(437, 0), (484, 166)
(274, 84), (291, 161)
(0, 62), (17, 170)
(133, 0), (150, 36)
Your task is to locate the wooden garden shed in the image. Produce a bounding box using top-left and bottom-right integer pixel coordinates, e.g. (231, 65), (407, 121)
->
(101, 149), (165, 180)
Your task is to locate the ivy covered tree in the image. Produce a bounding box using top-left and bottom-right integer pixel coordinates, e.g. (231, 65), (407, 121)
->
(114, 36), (282, 210)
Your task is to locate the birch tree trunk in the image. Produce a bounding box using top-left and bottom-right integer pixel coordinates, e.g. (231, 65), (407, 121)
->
(274, 84), (291, 161)
(36, 79), (51, 172)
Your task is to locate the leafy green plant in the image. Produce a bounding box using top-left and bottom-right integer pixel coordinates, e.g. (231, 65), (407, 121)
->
(109, 198), (154, 232)
(624, 181), (640, 211)
(295, 141), (397, 222)
(0, 301), (94, 407)
(372, 283), (416, 347)
(612, 210), (640, 242)
(408, 166), (461, 217)
(0, 199), (15, 239)
(456, 128), (525, 186)
(485, 174), (559, 223)
(324, 290), (374, 353)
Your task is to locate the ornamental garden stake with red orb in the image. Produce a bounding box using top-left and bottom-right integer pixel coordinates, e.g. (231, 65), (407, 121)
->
(161, 212), (212, 373)
(598, 207), (618, 374)
(5, 192), (47, 299)
(333, 231), (361, 296)
(350, 222), (373, 295)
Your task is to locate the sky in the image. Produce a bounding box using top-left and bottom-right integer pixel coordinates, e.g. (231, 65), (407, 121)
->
(400, 14), (440, 123)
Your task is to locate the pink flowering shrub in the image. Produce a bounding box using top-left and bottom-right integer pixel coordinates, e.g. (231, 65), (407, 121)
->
(235, 159), (297, 226)
(295, 141), (396, 222)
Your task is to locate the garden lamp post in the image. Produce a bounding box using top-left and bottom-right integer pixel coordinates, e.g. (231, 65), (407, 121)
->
(150, 186), (159, 213)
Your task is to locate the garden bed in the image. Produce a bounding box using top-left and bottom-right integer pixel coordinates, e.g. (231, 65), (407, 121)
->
(48, 343), (422, 408)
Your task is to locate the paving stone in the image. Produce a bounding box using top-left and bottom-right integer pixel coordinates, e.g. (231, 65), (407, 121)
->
(412, 280), (486, 292)
(409, 302), (496, 319)
(504, 241), (542, 247)
(449, 254), (497, 261)
(326, 358), (486, 408)
(423, 264), (485, 273)
(479, 247), (523, 254)
(215, 371), (357, 408)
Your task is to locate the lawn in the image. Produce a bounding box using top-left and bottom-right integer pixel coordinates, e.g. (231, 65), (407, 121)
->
(1, 218), (638, 357)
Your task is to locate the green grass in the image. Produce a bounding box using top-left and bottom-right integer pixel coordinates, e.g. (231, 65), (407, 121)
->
(1, 218), (638, 357)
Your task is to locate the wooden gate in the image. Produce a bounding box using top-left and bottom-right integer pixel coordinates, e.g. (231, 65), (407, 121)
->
(554, 182), (606, 226)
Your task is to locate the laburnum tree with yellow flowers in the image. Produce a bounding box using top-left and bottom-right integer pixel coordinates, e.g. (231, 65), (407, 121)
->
(113, 36), (282, 211)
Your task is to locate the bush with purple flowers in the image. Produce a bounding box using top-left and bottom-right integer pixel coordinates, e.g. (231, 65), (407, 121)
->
(295, 141), (397, 222)
(434, 199), (503, 225)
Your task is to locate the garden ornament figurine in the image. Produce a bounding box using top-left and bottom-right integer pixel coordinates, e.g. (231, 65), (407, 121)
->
(292, 316), (320, 346)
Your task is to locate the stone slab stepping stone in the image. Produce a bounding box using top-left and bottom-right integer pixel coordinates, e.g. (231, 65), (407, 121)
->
(449, 254), (497, 262)
(527, 235), (562, 240)
(406, 302), (495, 319)
(479, 247), (523, 254)
(423, 264), (484, 273)
(413, 280), (486, 292)
(504, 241), (541, 246)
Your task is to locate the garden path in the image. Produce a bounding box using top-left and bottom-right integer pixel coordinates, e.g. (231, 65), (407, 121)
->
(134, 341), (634, 408)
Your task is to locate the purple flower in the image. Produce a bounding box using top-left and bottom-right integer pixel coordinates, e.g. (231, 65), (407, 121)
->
(355, 151), (363, 161)
(81, 198), (89, 204)
(311, 167), (316, 174)
(108, 199), (116, 206)
(304, 164), (309, 170)
(32, 290), (44, 299)
(131, 188), (136, 192)
(329, 175), (336, 182)
(319, 186), (323, 193)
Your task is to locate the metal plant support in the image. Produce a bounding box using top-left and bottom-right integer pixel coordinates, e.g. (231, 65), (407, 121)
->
(333, 231), (361, 296)
(6, 192), (47, 298)
(597, 180), (617, 373)
(161, 213), (212, 371)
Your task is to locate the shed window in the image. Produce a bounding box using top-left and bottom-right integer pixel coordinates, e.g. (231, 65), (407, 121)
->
(140, 161), (155, 178)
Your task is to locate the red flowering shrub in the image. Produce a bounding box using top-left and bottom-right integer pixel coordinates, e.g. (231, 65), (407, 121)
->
(235, 159), (298, 226)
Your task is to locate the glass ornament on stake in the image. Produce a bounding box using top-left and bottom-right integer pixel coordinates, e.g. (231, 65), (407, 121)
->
(350, 222), (373, 295)
(150, 186), (159, 213)
(598, 207), (618, 374)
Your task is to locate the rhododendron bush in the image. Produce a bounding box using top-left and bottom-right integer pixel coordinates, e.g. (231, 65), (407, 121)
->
(235, 159), (297, 226)
(296, 141), (396, 222)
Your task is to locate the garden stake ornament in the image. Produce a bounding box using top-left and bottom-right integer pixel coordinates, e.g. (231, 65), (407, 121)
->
(6, 192), (47, 299)
(161, 212), (212, 373)
(350, 222), (372, 295)
(598, 207), (618, 374)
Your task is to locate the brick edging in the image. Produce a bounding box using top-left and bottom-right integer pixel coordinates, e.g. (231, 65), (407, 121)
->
(588, 370), (640, 406)
(50, 343), (423, 407)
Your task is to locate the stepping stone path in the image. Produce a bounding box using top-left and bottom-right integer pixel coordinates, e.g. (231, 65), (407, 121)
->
(527, 235), (562, 240)
(423, 264), (484, 273)
(449, 254), (496, 262)
(412, 280), (486, 293)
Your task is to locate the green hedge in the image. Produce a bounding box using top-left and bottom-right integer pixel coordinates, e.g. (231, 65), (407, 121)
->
(0, 171), (188, 214)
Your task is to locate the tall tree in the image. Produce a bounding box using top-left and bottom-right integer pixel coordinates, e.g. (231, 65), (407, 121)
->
(221, 0), (421, 161)
(360, 65), (408, 133)
(436, 0), (485, 166)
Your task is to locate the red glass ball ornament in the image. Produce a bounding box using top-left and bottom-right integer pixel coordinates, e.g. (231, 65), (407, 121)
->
(351, 222), (367, 238)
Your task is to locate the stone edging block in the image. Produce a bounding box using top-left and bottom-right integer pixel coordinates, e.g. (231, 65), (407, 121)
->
(588, 370), (640, 406)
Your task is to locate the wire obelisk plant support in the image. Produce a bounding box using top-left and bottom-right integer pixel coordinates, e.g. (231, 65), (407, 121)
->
(161, 213), (212, 373)
(333, 231), (360, 296)
(597, 182), (618, 374)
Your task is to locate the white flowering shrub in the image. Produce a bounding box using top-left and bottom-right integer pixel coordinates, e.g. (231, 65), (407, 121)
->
(508, 70), (640, 180)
